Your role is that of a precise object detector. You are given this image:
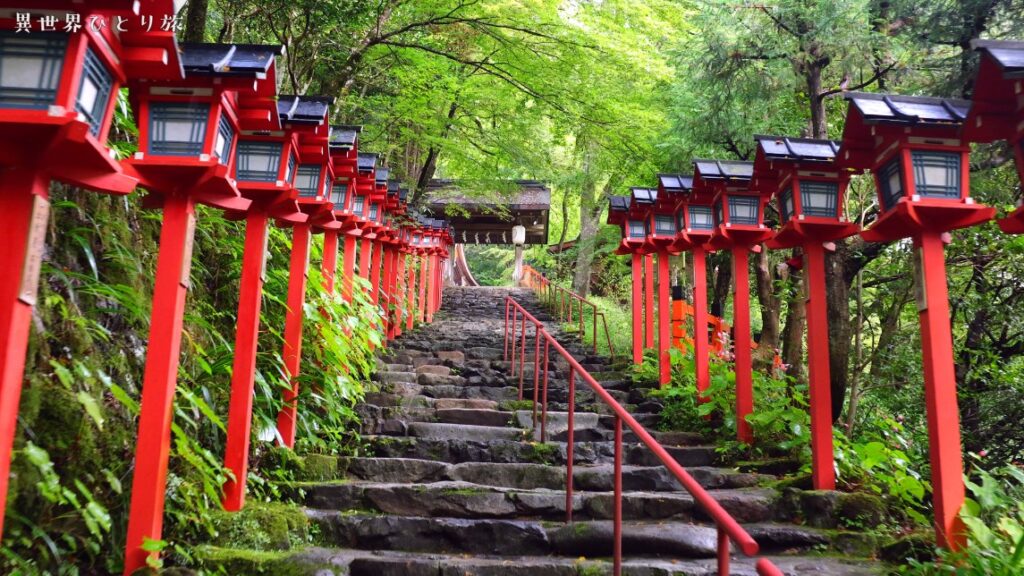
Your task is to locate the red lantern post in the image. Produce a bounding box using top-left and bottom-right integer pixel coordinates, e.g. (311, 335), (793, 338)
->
(122, 42), (290, 573)
(328, 126), (362, 302)
(839, 92), (994, 550)
(658, 174), (716, 401)
(636, 186), (677, 387)
(273, 95), (339, 449)
(608, 193), (654, 365)
(754, 136), (860, 490)
(699, 160), (771, 444)
(0, 0), (181, 538)
(964, 40), (1024, 232)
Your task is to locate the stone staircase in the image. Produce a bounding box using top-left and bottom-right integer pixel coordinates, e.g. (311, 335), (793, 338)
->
(254, 287), (882, 575)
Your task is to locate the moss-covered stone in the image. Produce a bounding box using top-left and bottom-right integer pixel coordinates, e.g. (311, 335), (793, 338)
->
(880, 532), (936, 564)
(296, 454), (339, 481)
(192, 546), (321, 575)
(210, 502), (309, 551)
(830, 531), (880, 556)
(837, 492), (886, 528)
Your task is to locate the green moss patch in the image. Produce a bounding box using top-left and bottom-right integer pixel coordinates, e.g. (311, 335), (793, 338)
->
(210, 502), (310, 551)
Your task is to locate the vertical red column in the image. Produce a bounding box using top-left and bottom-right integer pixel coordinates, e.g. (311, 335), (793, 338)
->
(425, 255), (436, 323)
(342, 235), (357, 302)
(732, 247), (753, 444)
(803, 242), (836, 490)
(631, 253), (643, 365)
(222, 210), (270, 512)
(644, 253), (655, 348)
(692, 247), (710, 400)
(0, 170), (50, 536)
(394, 254), (406, 337)
(275, 223), (312, 449)
(657, 251), (671, 387)
(407, 257), (418, 330)
(358, 237), (372, 280)
(370, 240), (383, 305)
(124, 195), (197, 572)
(418, 256), (428, 323)
(381, 246), (395, 339)
(915, 232), (966, 550)
(322, 230), (339, 293)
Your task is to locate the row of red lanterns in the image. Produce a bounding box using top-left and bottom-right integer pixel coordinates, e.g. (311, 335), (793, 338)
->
(0, 3), (453, 572)
(609, 39), (1023, 552)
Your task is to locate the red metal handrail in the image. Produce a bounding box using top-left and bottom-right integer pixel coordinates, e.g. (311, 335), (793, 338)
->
(503, 295), (783, 576)
(520, 265), (615, 360)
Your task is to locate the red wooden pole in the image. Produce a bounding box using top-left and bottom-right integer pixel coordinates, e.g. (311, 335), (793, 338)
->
(370, 240), (383, 305)
(915, 232), (966, 550)
(407, 256), (417, 330)
(692, 247), (710, 401)
(342, 235), (357, 302)
(0, 170), (50, 537)
(418, 255), (428, 323)
(124, 195), (197, 573)
(732, 247), (753, 444)
(803, 242), (836, 490)
(322, 230), (339, 293)
(657, 251), (671, 387)
(393, 253), (405, 337)
(631, 253), (643, 365)
(425, 255), (435, 323)
(358, 237), (372, 280)
(381, 246), (395, 338)
(275, 223), (312, 449)
(613, 416), (623, 576)
(222, 210), (270, 512)
(644, 253), (655, 349)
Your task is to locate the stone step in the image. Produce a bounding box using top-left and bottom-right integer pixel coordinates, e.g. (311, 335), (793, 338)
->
(302, 480), (779, 523)
(404, 422), (527, 442)
(364, 436), (719, 467)
(308, 512), (834, 558)
(342, 457), (770, 491)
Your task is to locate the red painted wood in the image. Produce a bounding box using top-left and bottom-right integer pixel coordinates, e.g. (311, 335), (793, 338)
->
(222, 210), (270, 511)
(631, 253), (643, 365)
(407, 256), (418, 330)
(359, 238), (373, 280)
(425, 255), (435, 323)
(419, 256), (428, 324)
(322, 230), (339, 293)
(342, 235), (357, 302)
(124, 195), (197, 573)
(657, 251), (671, 387)
(803, 242), (836, 490)
(394, 253), (407, 337)
(613, 416), (623, 576)
(382, 246), (395, 338)
(732, 247), (754, 444)
(644, 254), (655, 348)
(692, 247), (710, 400)
(915, 232), (967, 550)
(0, 170), (49, 537)
(370, 241), (383, 305)
(275, 223), (312, 449)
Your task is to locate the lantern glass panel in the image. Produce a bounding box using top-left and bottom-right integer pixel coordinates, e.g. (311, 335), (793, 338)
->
(330, 183), (347, 206)
(779, 186), (794, 221)
(628, 220), (645, 239)
(912, 150), (961, 199)
(149, 102), (209, 156)
(689, 205), (714, 230)
(729, 195), (761, 226)
(295, 164), (322, 198)
(235, 141), (283, 182)
(0, 32), (65, 109)
(285, 153), (296, 184)
(75, 48), (114, 137)
(655, 215), (675, 236)
(369, 204), (379, 221)
(713, 199), (724, 226)
(351, 196), (365, 216)
(213, 114), (234, 163)
(799, 180), (839, 218)
(878, 157), (904, 211)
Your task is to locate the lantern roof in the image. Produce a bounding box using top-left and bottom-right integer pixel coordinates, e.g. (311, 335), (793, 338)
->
(754, 135), (840, 163)
(965, 40), (1024, 144)
(388, 180), (401, 194)
(607, 195), (630, 226)
(399, 187), (410, 202)
(843, 92), (970, 127)
(278, 96), (334, 125)
(329, 125), (361, 150)
(376, 166), (391, 185)
(657, 174), (694, 194)
(181, 43), (283, 77)
(693, 160), (754, 182)
(629, 187), (657, 205)
(357, 153), (378, 173)
(973, 40), (1024, 77)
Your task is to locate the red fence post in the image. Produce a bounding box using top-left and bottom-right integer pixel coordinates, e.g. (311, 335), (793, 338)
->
(631, 253), (643, 365)
(732, 247), (754, 444)
(0, 170), (49, 536)
(381, 246), (394, 337)
(644, 253), (655, 349)
(124, 195), (197, 572)
(692, 247), (710, 401)
(222, 210), (270, 511)
(717, 526), (730, 575)
(358, 237), (373, 280)
(407, 256), (418, 330)
(418, 255), (428, 323)
(541, 339), (550, 442)
(803, 242), (836, 490)
(613, 416), (623, 576)
(322, 229), (339, 293)
(342, 234), (358, 303)
(394, 253), (406, 337)
(370, 239), (383, 305)
(532, 328), (541, 428)
(657, 251), (672, 387)
(566, 368), (575, 524)
(275, 222), (312, 449)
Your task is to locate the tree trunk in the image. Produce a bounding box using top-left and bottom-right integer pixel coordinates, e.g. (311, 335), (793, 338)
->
(710, 255), (731, 318)
(753, 246), (781, 362)
(410, 101), (458, 206)
(781, 262), (805, 383)
(184, 0), (209, 43)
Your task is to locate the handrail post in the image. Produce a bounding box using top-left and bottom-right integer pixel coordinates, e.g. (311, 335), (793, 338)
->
(566, 368), (575, 524)
(717, 526), (730, 575)
(518, 314), (527, 400)
(504, 299), (510, 362)
(591, 303), (598, 354)
(613, 415), (623, 576)
(511, 308), (518, 380)
(541, 338), (550, 443)
(532, 324), (541, 430)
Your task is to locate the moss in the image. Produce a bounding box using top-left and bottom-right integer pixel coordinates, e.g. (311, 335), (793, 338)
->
(500, 399), (536, 411)
(193, 546), (319, 575)
(210, 502), (309, 551)
(829, 531), (880, 557)
(526, 441), (558, 465)
(880, 531), (935, 563)
(296, 454), (338, 481)
(574, 559), (609, 576)
(837, 492), (886, 528)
